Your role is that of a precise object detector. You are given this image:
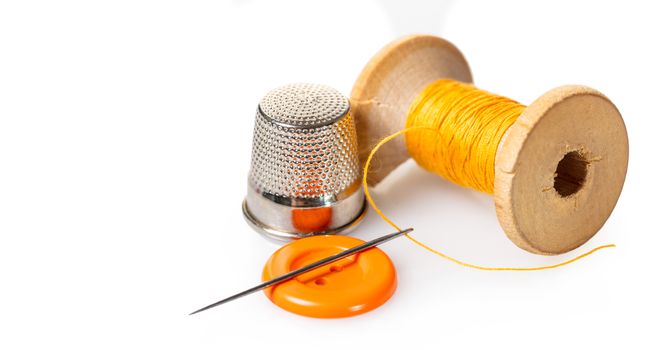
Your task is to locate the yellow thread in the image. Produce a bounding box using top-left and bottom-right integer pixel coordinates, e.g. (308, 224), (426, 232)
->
(361, 81), (615, 270)
(406, 79), (525, 193)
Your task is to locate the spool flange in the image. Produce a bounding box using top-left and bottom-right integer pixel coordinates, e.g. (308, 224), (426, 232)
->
(351, 35), (628, 255)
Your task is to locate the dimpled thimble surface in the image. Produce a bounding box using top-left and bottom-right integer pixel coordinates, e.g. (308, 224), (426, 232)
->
(243, 83), (366, 242)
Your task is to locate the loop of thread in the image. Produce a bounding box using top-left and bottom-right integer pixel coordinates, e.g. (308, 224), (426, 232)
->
(406, 79), (525, 193)
(361, 81), (615, 271)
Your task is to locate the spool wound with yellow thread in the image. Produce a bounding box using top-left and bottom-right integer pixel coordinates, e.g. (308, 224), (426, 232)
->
(351, 35), (629, 255)
(406, 79), (524, 194)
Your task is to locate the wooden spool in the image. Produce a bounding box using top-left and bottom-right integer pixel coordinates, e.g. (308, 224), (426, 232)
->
(350, 35), (629, 255)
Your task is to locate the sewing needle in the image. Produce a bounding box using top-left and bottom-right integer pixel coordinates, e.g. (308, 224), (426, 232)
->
(189, 227), (412, 315)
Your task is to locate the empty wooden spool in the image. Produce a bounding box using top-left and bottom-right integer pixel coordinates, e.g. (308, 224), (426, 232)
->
(351, 35), (628, 255)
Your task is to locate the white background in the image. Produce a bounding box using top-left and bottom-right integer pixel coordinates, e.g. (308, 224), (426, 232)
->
(1, 1), (655, 349)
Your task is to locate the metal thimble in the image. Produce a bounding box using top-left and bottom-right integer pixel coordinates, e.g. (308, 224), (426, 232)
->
(243, 83), (366, 242)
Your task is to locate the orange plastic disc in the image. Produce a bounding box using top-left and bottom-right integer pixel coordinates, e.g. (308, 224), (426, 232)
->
(262, 235), (397, 318)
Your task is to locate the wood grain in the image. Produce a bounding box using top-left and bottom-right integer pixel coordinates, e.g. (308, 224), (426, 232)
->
(350, 35), (629, 254)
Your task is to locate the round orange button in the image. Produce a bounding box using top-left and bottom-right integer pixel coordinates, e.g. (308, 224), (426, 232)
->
(262, 235), (397, 318)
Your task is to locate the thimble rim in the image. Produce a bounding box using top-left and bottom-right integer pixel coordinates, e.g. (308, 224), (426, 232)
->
(242, 198), (367, 243)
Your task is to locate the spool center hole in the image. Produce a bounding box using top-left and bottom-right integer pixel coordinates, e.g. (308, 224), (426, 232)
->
(553, 151), (589, 197)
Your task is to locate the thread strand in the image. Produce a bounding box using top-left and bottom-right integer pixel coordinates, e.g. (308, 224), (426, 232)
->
(362, 126), (615, 271)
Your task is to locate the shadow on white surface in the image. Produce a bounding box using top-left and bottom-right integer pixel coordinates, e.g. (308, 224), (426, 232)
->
(1, 0), (652, 349)
(361, 159), (557, 267)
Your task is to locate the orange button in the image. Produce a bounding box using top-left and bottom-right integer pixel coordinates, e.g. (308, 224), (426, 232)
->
(262, 235), (397, 318)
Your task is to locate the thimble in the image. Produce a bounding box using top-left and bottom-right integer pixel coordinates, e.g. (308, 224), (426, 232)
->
(243, 83), (366, 242)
